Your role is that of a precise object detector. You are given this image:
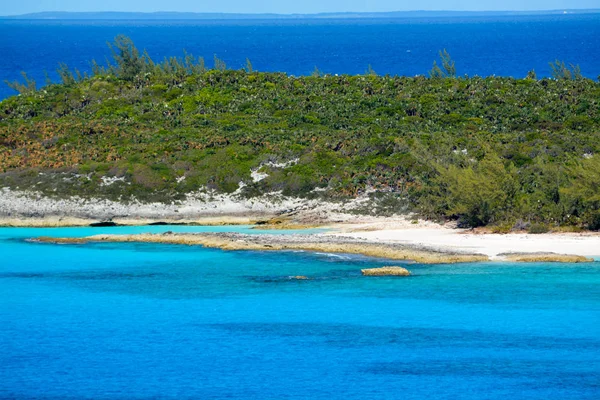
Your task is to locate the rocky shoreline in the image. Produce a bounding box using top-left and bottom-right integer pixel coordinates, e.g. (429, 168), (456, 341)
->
(4, 188), (599, 264)
(0, 188), (296, 226)
(0, 187), (382, 227)
(498, 253), (594, 263)
(34, 232), (490, 264)
(32, 232), (597, 264)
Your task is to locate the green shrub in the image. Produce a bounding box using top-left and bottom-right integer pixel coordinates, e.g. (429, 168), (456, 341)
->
(491, 222), (513, 234)
(585, 211), (600, 231)
(528, 223), (550, 234)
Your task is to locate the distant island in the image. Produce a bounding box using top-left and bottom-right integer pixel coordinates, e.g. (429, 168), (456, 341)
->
(2, 9), (600, 20)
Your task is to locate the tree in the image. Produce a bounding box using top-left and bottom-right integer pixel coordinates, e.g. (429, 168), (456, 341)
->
(181, 51), (205, 75)
(245, 58), (254, 73)
(90, 59), (106, 76)
(57, 63), (76, 85)
(437, 155), (519, 227)
(365, 64), (377, 76)
(549, 60), (583, 80)
(4, 71), (37, 94)
(562, 156), (600, 229)
(195, 56), (206, 75)
(107, 35), (145, 81)
(429, 49), (456, 78)
(214, 55), (227, 71)
(44, 71), (52, 86)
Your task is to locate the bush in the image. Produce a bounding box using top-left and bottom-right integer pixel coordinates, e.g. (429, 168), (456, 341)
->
(490, 222), (513, 234)
(437, 155), (519, 227)
(585, 212), (600, 231)
(528, 223), (550, 234)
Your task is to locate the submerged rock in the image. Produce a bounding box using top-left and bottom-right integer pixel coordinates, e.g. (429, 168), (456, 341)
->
(361, 266), (411, 277)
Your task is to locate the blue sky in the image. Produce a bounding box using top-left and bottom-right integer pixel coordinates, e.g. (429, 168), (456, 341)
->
(1, 0), (598, 15)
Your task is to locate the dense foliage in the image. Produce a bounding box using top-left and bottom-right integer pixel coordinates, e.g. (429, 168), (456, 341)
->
(1, 37), (599, 229)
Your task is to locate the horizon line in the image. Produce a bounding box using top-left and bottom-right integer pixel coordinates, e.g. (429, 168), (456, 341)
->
(2, 9), (600, 19)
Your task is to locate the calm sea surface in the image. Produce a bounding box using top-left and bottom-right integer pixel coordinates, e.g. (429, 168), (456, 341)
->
(0, 225), (599, 399)
(1, 14), (600, 99)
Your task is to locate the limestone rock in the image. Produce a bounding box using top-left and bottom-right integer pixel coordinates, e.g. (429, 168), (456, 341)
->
(361, 266), (411, 276)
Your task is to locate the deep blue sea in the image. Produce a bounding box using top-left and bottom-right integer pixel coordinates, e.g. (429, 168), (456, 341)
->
(1, 225), (599, 399)
(1, 14), (600, 99)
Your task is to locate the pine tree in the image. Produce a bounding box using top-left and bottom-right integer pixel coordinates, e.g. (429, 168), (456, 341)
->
(4, 71), (36, 94)
(428, 49), (456, 78)
(107, 35), (145, 81)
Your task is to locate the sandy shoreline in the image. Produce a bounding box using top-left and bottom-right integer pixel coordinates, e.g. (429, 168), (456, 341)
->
(330, 225), (600, 260)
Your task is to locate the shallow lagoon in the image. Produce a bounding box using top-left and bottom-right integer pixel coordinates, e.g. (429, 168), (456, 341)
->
(1, 226), (599, 399)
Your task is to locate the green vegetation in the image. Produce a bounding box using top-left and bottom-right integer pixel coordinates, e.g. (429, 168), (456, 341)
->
(429, 49), (456, 78)
(1, 36), (600, 229)
(549, 60), (584, 80)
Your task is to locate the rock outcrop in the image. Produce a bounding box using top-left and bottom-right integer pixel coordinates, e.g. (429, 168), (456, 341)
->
(361, 266), (411, 276)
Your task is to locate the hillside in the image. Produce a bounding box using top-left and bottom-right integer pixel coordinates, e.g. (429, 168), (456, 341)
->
(1, 37), (600, 229)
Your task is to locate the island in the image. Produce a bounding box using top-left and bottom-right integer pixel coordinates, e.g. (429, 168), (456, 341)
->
(1, 36), (599, 262)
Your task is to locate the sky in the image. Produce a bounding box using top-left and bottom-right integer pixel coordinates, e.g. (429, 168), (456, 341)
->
(1, 0), (599, 16)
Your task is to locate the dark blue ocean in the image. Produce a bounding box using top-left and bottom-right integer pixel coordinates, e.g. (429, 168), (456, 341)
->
(1, 225), (599, 399)
(1, 14), (600, 99)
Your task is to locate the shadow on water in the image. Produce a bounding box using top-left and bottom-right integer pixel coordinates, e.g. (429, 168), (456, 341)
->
(244, 268), (366, 283)
(206, 322), (600, 352)
(364, 359), (600, 391)
(0, 271), (170, 280)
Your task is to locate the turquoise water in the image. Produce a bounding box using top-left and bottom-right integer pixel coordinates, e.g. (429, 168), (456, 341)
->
(1, 226), (599, 399)
(0, 224), (327, 238)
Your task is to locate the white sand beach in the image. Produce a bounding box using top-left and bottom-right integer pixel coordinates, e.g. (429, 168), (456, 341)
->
(332, 224), (600, 260)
